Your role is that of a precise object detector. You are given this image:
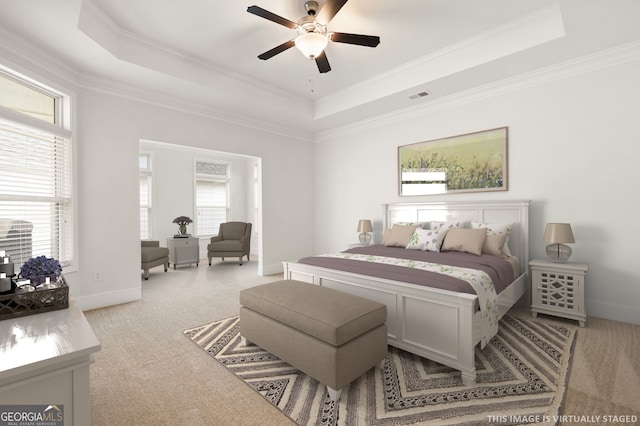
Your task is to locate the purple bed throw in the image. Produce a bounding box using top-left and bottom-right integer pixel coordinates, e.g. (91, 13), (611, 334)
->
(298, 245), (515, 296)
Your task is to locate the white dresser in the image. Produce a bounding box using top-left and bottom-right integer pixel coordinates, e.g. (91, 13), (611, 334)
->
(167, 237), (200, 269)
(0, 303), (101, 425)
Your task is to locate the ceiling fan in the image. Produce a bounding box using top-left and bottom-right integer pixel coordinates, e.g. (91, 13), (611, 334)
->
(247, 0), (380, 73)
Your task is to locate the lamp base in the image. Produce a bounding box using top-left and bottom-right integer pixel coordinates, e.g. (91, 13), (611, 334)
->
(546, 243), (572, 262)
(359, 232), (372, 245)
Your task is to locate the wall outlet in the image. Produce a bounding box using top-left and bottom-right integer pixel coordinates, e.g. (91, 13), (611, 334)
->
(93, 271), (103, 282)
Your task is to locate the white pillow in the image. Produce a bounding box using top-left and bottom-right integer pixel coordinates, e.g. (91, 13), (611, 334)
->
(397, 222), (429, 229)
(406, 228), (449, 252)
(430, 221), (464, 231)
(405, 228), (429, 250)
(471, 221), (513, 256)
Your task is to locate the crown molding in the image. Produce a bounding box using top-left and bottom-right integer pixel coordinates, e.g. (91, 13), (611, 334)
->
(77, 73), (314, 142)
(315, 40), (640, 142)
(0, 27), (83, 93)
(78, 0), (308, 107)
(0, 26), (313, 143)
(313, 3), (565, 120)
(82, 75), (313, 142)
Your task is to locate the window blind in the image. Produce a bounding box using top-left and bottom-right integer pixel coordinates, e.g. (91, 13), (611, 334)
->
(139, 175), (151, 239)
(139, 153), (152, 239)
(195, 179), (227, 236)
(0, 118), (73, 265)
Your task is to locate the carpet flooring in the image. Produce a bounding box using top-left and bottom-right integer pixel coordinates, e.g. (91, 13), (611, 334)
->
(184, 314), (576, 425)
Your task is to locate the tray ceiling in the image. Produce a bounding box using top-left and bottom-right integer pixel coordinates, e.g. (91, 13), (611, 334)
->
(1, 0), (639, 136)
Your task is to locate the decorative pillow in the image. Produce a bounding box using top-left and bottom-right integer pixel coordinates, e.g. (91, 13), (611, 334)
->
(382, 224), (420, 247)
(397, 222), (429, 229)
(406, 227), (449, 252)
(482, 233), (508, 258)
(430, 221), (464, 231)
(405, 228), (429, 250)
(441, 228), (487, 256)
(471, 221), (513, 256)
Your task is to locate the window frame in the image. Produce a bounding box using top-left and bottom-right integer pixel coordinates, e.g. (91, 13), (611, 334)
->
(0, 65), (75, 268)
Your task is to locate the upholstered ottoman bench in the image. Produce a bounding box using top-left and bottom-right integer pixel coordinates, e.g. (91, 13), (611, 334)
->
(239, 280), (387, 402)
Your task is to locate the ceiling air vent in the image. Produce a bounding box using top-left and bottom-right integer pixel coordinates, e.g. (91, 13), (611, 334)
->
(409, 91), (430, 100)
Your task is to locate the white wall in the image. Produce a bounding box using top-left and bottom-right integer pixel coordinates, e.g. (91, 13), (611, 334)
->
(70, 89), (314, 310)
(2, 32), (637, 324)
(314, 58), (640, 325)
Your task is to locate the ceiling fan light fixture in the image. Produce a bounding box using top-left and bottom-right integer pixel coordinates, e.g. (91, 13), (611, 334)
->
(248, 1), (381, 72)
(295, 31), (328, 59)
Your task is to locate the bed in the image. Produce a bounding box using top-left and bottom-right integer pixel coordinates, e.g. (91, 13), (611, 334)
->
(283, 200), (530, 385)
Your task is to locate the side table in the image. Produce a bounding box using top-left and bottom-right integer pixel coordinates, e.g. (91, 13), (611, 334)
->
(347, 243), (372, 249)
(530, 259), (588, 327)
(167, 237), (199, 269)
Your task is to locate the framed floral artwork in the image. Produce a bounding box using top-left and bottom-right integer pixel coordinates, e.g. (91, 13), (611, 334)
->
(398, 127), (508, 196)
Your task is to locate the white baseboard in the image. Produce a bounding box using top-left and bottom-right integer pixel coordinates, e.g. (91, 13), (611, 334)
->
(74, 287), (141, 312)
(587, 300), (640, 325)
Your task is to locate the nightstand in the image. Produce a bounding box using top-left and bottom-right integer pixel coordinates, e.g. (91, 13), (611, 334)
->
(529, 259), (588, 327)
(167, 237), (200, 269)
(347, 243), (371, 249)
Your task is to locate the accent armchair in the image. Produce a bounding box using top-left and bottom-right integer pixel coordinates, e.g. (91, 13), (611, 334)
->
(141, 240), (170, 280)
(207, 222), (252, 265)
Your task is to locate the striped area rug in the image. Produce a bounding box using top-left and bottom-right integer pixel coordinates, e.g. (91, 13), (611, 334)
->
(184, 315), (576, 425)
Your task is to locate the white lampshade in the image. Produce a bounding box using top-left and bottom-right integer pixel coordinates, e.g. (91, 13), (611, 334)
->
(294, 32), (328, 59)
(544, 223), (575, 262)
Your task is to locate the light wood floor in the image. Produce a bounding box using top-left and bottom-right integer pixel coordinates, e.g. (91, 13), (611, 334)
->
(84, 260), (639, 425)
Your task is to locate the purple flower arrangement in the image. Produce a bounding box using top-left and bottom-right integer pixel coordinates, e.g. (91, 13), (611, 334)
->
(20, 255), (63, 286)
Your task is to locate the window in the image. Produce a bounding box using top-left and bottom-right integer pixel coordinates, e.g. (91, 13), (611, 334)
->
(195, 161), (229, 236)
(252, 161), (260, 236)
(139, 153), (153, 239)
(0, 72), (56, 123)
(0, 70), (73, 266)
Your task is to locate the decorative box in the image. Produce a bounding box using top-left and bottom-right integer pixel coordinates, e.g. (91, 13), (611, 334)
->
(0, 276), (69, 320)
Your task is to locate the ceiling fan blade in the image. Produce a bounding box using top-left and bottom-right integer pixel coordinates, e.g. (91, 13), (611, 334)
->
(315, 51), (331, 73)
(316, 0), (349, 24)
(257, 40), (295, 60)
(247, 5), (298, 29)
(330, 32), (380, 47)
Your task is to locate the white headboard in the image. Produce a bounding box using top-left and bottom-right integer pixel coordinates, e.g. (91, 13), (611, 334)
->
(382, 200), (530, 275)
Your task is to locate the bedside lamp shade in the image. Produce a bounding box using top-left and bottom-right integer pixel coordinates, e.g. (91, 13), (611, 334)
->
(543, 223), (575, 262)
(357, 219), (373, 245)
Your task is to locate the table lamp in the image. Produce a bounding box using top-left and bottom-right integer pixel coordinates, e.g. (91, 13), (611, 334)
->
(357, 219), (373, 245)
(543, 223), (575, 262)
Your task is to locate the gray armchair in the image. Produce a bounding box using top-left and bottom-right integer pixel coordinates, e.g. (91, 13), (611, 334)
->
(141, 240), (169, 280)
(207, 222), (252, 265)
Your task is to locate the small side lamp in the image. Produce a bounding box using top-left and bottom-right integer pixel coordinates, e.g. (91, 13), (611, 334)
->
(543, 223), (575, 262)
(357, 219), (373, 245)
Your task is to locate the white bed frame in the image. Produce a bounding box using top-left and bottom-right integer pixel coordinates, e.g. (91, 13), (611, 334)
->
(283, 200), (530, 385)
